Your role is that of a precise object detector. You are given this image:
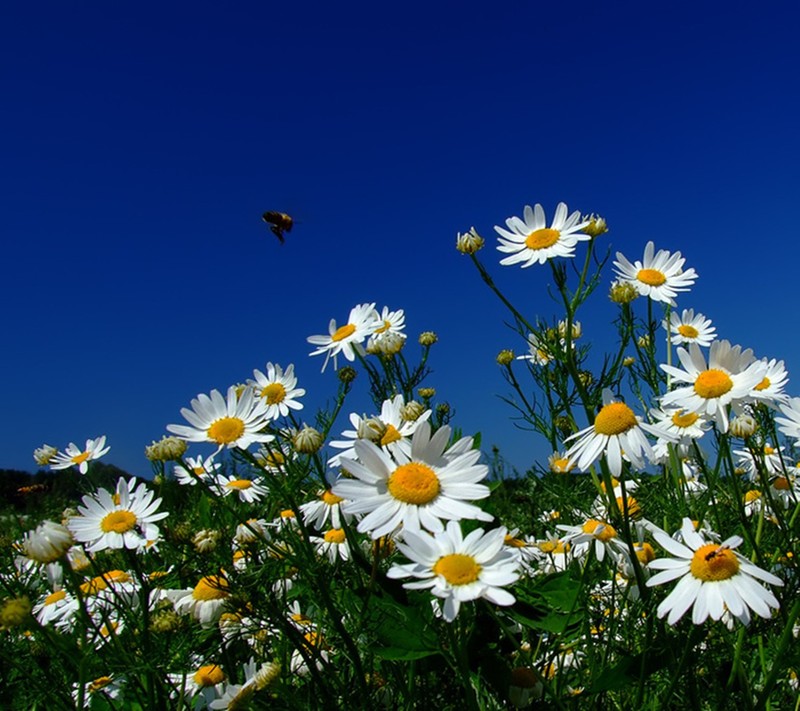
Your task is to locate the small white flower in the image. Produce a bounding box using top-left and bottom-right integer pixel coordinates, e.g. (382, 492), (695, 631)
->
(49, 436), (110, 474)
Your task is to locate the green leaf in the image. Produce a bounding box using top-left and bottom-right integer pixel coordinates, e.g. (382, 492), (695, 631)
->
(364, 596), (441, 660)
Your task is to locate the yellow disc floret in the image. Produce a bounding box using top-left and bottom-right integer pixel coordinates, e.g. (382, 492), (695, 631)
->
(525, 228), (560, 250)
(321, 490), (343, 506)
(207, 417), (245, 444)
(380, 424), (402, 446)
(694, 369), (733, 399)
(387, 462), (440, 505)
(194, 665), (225, 687)
(100, 510), (137, 534)
(324, 528), (347, 544)
(636, 268), (667, 286)
(193, 575), (229, 601)
(260, 382), (286, 404)
(332, 323), (356, 342)
(671, 410), (700, 428)
(582, 519), (617, 541)
(689, 544), (740, 581)
(433, 553), (481, 585)
(594, 402), (638, 435)
(677, 324), (699, 339)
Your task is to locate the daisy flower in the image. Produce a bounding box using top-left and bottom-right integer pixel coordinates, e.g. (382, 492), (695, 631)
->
(516, 333), (554, 366)
(565, 389), (674, 476)
(328, 394), (432, 467)
(21, 520), (73, 564)
(215, 474), (268, 504)
(169, 574), (231, 628)
(776, 397), (800, 441)
(173, 454), (221, 487)
(733, 442), (785, 481)
(73, 675), (123, 710)
(660, 340), (767, 432)
(67, 478), (168, 553)
(367, 306), (406, 353)
(300, 480), (352, 530)
(311, 528), (352, 563)
(649, 406), (710, 462)
(167, 386), (274, 452)
(646, 518), (783, 625)
(495, 202), (591, 268)
(557, 518), (630, 564)
(307, 302), (380, 372)
(750, 357), (789, 406)
(333, 421), (493, 539)
(665, 308), (716, 347)
(248, 362), (305, 419)
(614, 241), (698, 305)
(33, 588), (78, 629)
(387, 521), (520, 622)
(49, 436), (110, 474)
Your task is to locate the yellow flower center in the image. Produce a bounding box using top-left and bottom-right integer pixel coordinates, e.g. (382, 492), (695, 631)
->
(754, 376), (771, 392)
(193, 575), (229, 601)
(324, 528), (347, 544)
(263, 450), (285, 467)
(671, 410), (700, 428)
(332, 323), (356, 342)
(525, 227), (560, 250)
(637, 268), (666, 286)
(226, 479), (252, 490)
(694, 369), (733, 399)
(45, 589), (67, 606)
(322, 490), (343, 506)
(207, 417), (246, 444)
(194, 665), (225, 687)
(764, 445), (775, 455)
(88, 677), (113, 694)
(744, 489), (762, 503)
(689, 544), (740, 581)
(375, 319), (392, 334)
(677, 324), (699, 338)
(380, 424), (402, 446)
(539, 539), (569, 554)
(291, 612), (313, 627)
(433, 553), (481, 585)
(387, 462), (440, 504)
(260, 382), (286, 404)
(71, 451), (91, 465)
(100, 510), (137, 534)
(634, 542), (655, 564)
(550, 457), (573, 473)
(616, 495), (641, 519)
(504, 535), (527, 548)
(773, 477), (791, 491)
(582, 519), (617, 541)
(594, 402), (638, 435)
(192, 466), (205, 477)
(280, 509), (295, 519)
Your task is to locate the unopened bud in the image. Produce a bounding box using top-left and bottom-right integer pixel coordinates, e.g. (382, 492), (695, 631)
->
(400, 401), (425, 422)
(418, 331), (438, 346)
(496, 349), (515, 366)
(456, 227), (485, 255)
(609, 280), (638, 305)
(293, 426), (324, 454)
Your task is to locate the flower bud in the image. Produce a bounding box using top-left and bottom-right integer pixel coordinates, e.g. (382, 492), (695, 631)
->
(581, 214), (608, 238)
(400, 401), (425, 422)
(337, 366), (357, 384)
(456, 227), (485, 255)
(145, 435), (188, 462)
(609, 280), (638, 304)
(418, 331), (438, 346)
(293, 425), (324, 454)
(730, 414), (758, 439)
(496, 349), (515, 366)
(417, 387), (436, 400)
(33, 445), (57, 466)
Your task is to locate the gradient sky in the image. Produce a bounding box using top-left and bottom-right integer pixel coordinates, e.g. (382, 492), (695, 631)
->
(3, 1), (799, 477)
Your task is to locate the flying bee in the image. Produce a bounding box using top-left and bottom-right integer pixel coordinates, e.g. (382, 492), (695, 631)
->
(262, 211), (294, 245)
(704, 545), (730, 561)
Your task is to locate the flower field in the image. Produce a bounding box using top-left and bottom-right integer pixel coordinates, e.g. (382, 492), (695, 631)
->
(3, 203), (799, 709)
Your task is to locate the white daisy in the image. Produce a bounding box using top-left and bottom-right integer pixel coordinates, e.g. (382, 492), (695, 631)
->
(649, 406), (710, 462)
(173, 454), (221, 487)
(254, 441), (295, 473)
(776, 397), (800, 441)
(733, 442), (785, 481)
(614, 241), (698, 305)
(33, 588), (78, 629)
(660, 340), (767, 432)
(73, 675), (123, 710)
(167, 386), (274, 452)
(310, 528), (352, 563)
(333, 421), (493, 539)
(67, 478), (168, 553)
(368, 306), (406, 348)
(169, 575), (231, 628)
(386, 521), (520, 622)
(557, 518), (630, 564)
(299, 481), (352, 531)
(516, 332), (554, 366)
(565, 389), (674, 476)
(307, 302), (380, 372)
(328, 394), (432, 467)
(49, 436), (110, 474)
(495, 202), (590, 268)
(646, 518), (783, 625)
(665, 308), (716, 347)
(248, 362), (306, 419)
(750, 357), (789, 406)
(214, 474), (268, 504)
(21, 520), (73, 564)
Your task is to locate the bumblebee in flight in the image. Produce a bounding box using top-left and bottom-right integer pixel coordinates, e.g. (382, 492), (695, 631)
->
(262, 211), (294, 244)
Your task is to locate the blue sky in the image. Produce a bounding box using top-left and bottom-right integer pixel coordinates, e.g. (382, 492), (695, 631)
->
(3, 1), (799, 477)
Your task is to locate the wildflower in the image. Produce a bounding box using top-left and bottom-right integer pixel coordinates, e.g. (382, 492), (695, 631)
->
(334, 421), (493, 539)
(496, 349), (515, 366)
(548, 452), (575, 474)
(337, 366), (357, 383)
(254, 442), (294, 473)
(581, 214), (608, 238)
(609, 280), (638, 304)
(613, 241), (698, 305)
(292, 425), (324, 454)
(400, 400), (425, 422)
(145, 435), (188, 462)
(750, 358), (789, 406)
(67, 478), (168, 553)
(516, 333), (553, 366)
(369, 306), (406, 347)
(558, 519), (629, 564)
(300, 482), (352, 530)
(311, 528), (352, 563)
(167, 386), (274, 452)
(496, 202), (590, 267)
(565, 389), (673, 476)
(456, 227), (485, 254)
(33, 588), (77, 628)
(418, 331), (438, 346)
(235, 518), (270, 545)
(387, 521), (520, 622)
(666, 309), (716, 347)
(49, 436), (110, 474)
(170, 575), (231, 628)
(729, 413), (758, 439)
(776, 397), (800, 441)
(73, 675), (123, 709)
(646, 518), (783, 625)
(215, 475), (268, 504)
(418, 387), (436, 399)
(21, 520), (73, 564)
(307, 302), (379, 372)
(369, 330), (406, 356)
(193, 529), (222, 553)
(174, 454), (221, 486)
(0, 596), (31, 630)
(661, 340), (767, 432)
(248, 362), (306, 419)
(33, 444), (58, 466)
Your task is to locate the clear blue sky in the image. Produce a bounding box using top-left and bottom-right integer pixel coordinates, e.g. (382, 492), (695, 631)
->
(3, 0), (799, 476)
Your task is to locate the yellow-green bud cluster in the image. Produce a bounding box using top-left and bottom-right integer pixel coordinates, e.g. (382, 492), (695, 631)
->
(418, 331), (438, 346)
(293, 425), (324, 454)
(400, 400), (425, 422)
(145, 435), (188, 462)
(456, 227), (485, 255)
(496, 349), (515, 366)
(609, 280), (638, 304)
